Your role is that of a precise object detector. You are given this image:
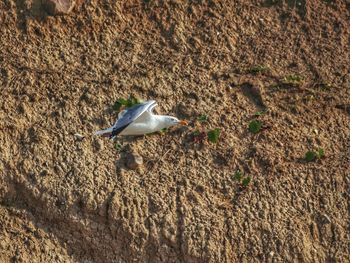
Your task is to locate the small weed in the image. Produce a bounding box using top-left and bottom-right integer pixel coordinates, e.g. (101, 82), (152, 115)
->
(113, 96), (142, 112)
(268, 83), (280, 90)
(115, 143), (123, 152)
(207, 128), (221, 143)
(305, 148), (325, 162)
(160, 128), (168, 133)
(254, 111), (265, 116)
(232, 170), (252, 188)
(242, 176), (252, 187)
(283, 74), (304, 86)
(249, 65), (269, 75)
(305, 151), (317, 162)
(318, 148), (325, 158)
(198, 114), (209, 123)
(233, 170), (243, 181)
(249, 120), (263, 134)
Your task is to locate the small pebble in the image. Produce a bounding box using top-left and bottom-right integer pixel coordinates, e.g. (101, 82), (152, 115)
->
(126, 153), (143, 170)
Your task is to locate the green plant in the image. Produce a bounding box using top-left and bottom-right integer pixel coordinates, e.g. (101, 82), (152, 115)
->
(249, 65), (269, 75)
(207, 128), (220, 143)
(198, 114), (208, 123)
(233, 170), (243, 181)
(318, 148), (325, 158)
(232, 170), (252, 187)
(113, 96), (142, 112)
(254, 111), (265, 116)
(305, 148), (325, 162)
(249, 120), (262, 134)
(283, 74), (304, 85)
(115, 143), (123, 152)
(242, 176), (252, 187)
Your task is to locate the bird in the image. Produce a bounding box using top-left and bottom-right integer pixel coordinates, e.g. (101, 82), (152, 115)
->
(94, 100), (188, 139)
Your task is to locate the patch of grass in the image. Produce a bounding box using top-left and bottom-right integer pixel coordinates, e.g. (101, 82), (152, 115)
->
(198, 114), (208, 123)
(115, 143), (123, 152)
(249, 120), (263, 134)
(249, 65), (269, 75)
(242, 176), (252, 187)
(254, 111), (265, 116)
(207, 128), (221, 143)
(113, 96), (142, 112)
(232, 170), (252, 187)
(305, 148), (325, 162)
(305, 151), (317, 162)
(283, 74), (304, 86)
(317, 148), (325, 158)
(233, 170), (243, 181)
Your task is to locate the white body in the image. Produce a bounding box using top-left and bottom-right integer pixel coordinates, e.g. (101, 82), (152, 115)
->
(94, 101), (181, 137)
(119, 115), (169, 135)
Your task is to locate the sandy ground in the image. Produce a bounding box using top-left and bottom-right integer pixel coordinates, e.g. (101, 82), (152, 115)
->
(0, 0), (349, 262)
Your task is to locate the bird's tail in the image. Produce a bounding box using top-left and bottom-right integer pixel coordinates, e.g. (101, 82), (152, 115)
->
(94, 127), (113, 137)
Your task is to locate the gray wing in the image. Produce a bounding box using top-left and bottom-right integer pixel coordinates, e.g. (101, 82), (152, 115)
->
(111, 100), (156, 137)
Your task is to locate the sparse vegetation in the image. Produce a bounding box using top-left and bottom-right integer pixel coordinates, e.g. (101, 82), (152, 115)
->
(242, 176), (252, 187)
(207, 128), (221, 143)
(249, 120), (263, 134)
(305, 148), (325, 162)
(233, 170), (243, 181)
(254, 111), (265, 116)
(191, 128), (221, 144)
(249, 65), (269, 75)
(318, 148), (325, 158)
(198, 114), (209, 123)
(113, 96), (142, 112)
(283, 74), (304, 86)
(115, 143), (123, 152)
(160, 128), (168, 133)
(232, 170), (252, 187)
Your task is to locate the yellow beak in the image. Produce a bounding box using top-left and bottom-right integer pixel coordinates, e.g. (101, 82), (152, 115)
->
(179, 120), (188, 125)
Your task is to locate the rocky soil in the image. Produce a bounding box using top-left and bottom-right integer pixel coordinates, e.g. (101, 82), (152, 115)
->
(0, 0), (349, 262)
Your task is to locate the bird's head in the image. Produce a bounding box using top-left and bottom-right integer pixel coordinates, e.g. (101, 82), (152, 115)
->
(162, 116), (188, 128)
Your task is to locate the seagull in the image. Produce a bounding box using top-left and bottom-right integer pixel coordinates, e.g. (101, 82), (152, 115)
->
(94, 100), (188, 139)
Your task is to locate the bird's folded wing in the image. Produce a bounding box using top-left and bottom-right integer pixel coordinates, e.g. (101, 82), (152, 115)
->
(111, 100), (156, 136)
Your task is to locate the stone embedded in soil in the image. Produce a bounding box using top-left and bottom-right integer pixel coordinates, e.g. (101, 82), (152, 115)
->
(44, 0), (78, 15)
(125, 153), (143, 170)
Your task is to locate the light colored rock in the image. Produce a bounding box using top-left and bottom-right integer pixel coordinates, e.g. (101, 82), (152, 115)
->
(44, 0), (80, 15)
(126, 153), (143, 170)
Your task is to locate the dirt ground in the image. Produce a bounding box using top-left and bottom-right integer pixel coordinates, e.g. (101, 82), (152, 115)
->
(1, 0), (349, 262)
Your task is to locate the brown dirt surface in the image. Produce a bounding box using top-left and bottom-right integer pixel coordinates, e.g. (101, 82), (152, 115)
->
(1, 0), (350, 262)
